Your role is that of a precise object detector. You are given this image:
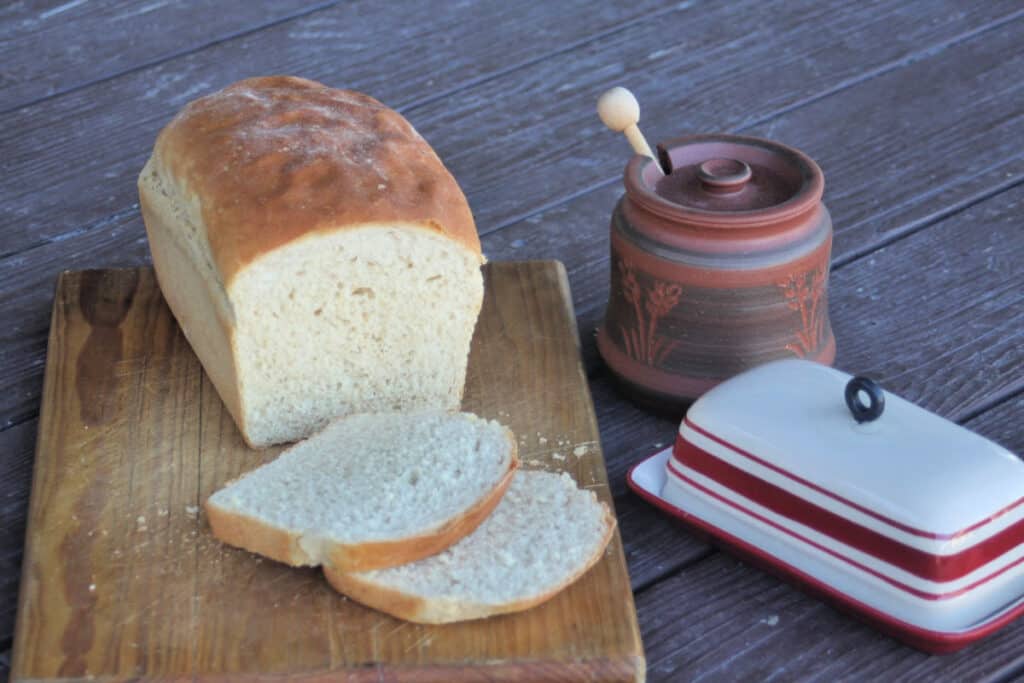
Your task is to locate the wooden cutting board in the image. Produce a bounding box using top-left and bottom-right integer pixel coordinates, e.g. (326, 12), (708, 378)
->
(11, 261), (645, 682)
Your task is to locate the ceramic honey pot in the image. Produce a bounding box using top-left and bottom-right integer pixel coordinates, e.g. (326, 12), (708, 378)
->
(596, 88), (835, 412)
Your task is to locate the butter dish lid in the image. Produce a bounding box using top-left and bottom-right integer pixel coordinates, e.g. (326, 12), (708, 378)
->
(678, 359), (1024, 546)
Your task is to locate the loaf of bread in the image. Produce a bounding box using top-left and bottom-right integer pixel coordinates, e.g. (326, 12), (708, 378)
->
(206, 411), (518, 571)
(138, 76), (483, 447)
(325, 471), (615, 623)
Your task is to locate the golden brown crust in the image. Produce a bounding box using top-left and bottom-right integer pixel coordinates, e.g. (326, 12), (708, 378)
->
(151, 76), (480, 285)
(138, 171), (248, 438)
(204, 428), (518, 570)
(323, 503), (618, 624)
(205, 497), (315, 566)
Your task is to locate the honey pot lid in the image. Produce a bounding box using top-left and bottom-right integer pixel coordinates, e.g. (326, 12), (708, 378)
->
(626, 134), (825, 227)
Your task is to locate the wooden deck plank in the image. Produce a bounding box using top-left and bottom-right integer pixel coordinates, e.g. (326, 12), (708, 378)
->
(636, 550), (1024, 683)
(3, 1), (1021, 432)
(0, 0), (678, 257)
(0, 420), (35, 647)
(0, 0), (330, 112)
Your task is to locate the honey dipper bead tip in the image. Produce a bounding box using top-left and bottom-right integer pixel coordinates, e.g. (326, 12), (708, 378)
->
(597, 86), (640, 132)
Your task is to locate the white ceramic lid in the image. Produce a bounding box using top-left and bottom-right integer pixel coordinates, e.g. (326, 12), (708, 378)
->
(681, 360), (1024, 549)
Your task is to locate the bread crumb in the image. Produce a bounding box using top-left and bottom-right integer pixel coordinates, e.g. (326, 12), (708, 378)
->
(185, 505), (199, 517)
(88, 584), (96, 592)
(526, 459), (542, 466)
(573, 445), (588, 457)
(538, 437), (547, 445)
(157, 508), (169, 517)
(136, 515), (147, 530)
(552, 452), (565, 461)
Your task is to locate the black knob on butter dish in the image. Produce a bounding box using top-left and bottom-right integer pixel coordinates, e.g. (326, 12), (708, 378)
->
(845, 376), (885, 423)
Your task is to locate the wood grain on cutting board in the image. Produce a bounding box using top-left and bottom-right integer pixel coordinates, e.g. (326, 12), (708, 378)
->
(11, 261), (644, 682)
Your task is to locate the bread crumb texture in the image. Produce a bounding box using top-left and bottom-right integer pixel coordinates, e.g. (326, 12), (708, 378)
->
(351, 471), (611, 606)
(207, 411), (513, 551)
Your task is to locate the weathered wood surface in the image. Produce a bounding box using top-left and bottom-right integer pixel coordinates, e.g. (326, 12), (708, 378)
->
(0, 0), (676, 255)
(10, 263), (643, 682)
(4, 0), (1019, 256)
(0, 420), (34, 658)
(0, 0), (331, 112)
(2, 0), (1024, 680)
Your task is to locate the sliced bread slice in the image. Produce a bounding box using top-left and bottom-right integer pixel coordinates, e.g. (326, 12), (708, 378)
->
(324, 470), (615, 624)
(206, 411), (517, 572)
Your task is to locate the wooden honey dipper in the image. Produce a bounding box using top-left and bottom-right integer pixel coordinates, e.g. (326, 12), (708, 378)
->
(597, 86), (666, 174)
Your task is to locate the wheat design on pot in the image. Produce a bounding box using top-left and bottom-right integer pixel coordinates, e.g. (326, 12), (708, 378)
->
(617, 258), (683, 365)
(778, 265), (828, 357)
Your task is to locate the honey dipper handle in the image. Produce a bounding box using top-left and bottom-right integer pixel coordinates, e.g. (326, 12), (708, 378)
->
(597, 86), (662, 172)
(622, 124), (655, 160)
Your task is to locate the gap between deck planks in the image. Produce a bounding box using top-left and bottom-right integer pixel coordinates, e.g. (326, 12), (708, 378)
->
(3, 1), (1022, 431)
(0, 0), (338, 114)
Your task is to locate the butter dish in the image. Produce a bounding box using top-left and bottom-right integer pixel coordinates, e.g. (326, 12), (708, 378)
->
(627, 359), (1024, 652)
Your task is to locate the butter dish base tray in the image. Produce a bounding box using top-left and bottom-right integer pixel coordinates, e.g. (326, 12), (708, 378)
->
(628, 447), (1024, 654)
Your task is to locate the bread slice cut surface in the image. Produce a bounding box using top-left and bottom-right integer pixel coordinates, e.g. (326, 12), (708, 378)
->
(324, 470), (615, 624)
(206, 411), (517, 571)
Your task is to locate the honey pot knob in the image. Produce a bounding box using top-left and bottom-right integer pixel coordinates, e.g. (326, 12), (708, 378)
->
(597, 87), (664, 174)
